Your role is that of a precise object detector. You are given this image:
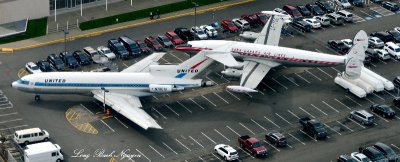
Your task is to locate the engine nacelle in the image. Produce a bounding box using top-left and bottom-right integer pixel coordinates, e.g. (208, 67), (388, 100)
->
(221, 68), (243, 78)
(239, 31), (259, 40)
(226, 86), (258, 93)
(202, 81), (216, 87)
(149, 84), (184, 93)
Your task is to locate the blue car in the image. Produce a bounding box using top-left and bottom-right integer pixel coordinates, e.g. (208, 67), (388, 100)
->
(59, 51), (79, 68)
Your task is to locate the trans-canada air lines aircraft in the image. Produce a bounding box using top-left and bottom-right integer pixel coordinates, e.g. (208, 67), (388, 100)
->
(12, 51), (238, 130)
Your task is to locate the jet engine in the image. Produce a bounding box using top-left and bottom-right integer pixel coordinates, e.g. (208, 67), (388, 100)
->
(149, 84), (184, 93)
(221, 68), (243, 78)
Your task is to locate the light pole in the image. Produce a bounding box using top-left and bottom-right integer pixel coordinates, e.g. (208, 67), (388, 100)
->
(192, 2), (199, 28)
(61, 29), (69, 53)
(101, 87), (109, 113)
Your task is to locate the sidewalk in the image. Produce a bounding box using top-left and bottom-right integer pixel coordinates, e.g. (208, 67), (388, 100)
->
(0, 0), (255, 50)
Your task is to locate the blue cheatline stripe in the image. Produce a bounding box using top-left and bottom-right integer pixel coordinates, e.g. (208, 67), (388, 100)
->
(33, 82), (196, 88)
(17, 80), (29, 85)
(175, 73), (187, 78)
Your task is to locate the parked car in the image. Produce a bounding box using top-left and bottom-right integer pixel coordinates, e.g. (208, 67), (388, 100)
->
(371, 0), (383, 4)
(165, 31), (184, 45)
(72, 50), (91, 65)
(394, 27), (400, 33)
(36, 60), (52, 72)
(144, 36), (164, 51)
(305, 4), (325, 16)
(364, 55), (371, 65)
(299, 117), (328, 139)
(394, 77), (400, 87)
(314, 15), (331, 26)
(382, 1), (399, 12)
(334, 0), (353, 9)
(386, 30), (400, 43)
(290, 20), (312, 32)
(200, 25), (218, 38)
(336, 10), (354, 23)
(221, 19), (239, 33)
(370, 32), (394, 43)
(328, 40), (350, 54)
(118, 36), (141, 56)
(265, 132), (287, 147)
(349, 0), (364, 7)
(365, 49), (380, 62)
(337, 154), (357, 162)
(107, 39), (129, 59)
(238, 135), (267, 157)
(59, 51), (79, 68)
(136, 40), (152, 54)
(315, 0), (335, 13)
(241, 14), (260, 26)
(273, 8), (293, 22)
(174, 27), (194, 42)
(232, 18), (251, 30)
(341, 39), (353, 48)
(254, 12), (269, 25)
(350, 152), (371, 162)
(350, 110), (374, 125)
(361, 146), (389, 162)
(304, 18), (321, 28)
(368, 37), (385, 48)
(374, 49), (391, 60)
(282, 4), (303, 21)
(97, 46), (116, 60)
(25, 62), (42, 74)
(156, 35), (174, 48)
(384, 42), (400, 59)
(47, 54), (65, 71)
(211, 21), (222, 30)
(370, 104), (396, 118)
(297, 5), (312, 17)
(190, 26), (208, 40)
(13, 128), (49, 145)
(373, 142), (399, 162)
(325, 13), (344, 25)
(214, 144), (239, 161)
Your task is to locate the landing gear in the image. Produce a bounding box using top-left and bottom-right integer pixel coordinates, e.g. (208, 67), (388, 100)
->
(34, 95), (40, 101)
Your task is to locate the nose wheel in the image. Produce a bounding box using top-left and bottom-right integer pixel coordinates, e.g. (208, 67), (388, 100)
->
(34, 95), (40, 101)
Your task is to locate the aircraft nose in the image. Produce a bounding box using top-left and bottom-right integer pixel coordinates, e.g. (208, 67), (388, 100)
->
(11, 81), (19, 88)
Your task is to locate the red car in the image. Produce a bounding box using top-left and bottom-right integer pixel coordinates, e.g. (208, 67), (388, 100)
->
(254, 12), (269, 25)
(221, 20), (238, 32)
(241, 14), (259, 27)
(165, 31), (184, 45)
(144, 36), (163, 51)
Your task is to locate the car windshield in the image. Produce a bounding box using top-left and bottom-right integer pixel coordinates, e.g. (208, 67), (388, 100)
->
(129, 43), (139, 49)
(279, 137), (286, 141)
(67, 58), (76, 62)
(139, 43), (147, 48)
(259, 15), (268, 20)
(197, 30), (205, 35)
(31, 65), (39, 70)
(342, 0), (348, 2)
(367, 116), (374, 120)
(161, 37), (170, 42)
(360, 157), (369, 162)
(292, 9), (300, 14)
(252, 142), (262, 148)
(171, 35), (180, 40)
(376, 39), (383, 43)
(151, 39), (160, 45)
(314, 6), (323, 12)
(395, 48), (400, 52)
(299, 6), (306, 11)
(322, 2), (331, 8)
(228, 22), (235, 27)
(391, 32), (400, 37)
(230, 151), (238, 155)
(104, 49), (112, 54)
(78, 54), (87, 60)
(116, 44), (125, 51)
(54, 59), (63, 65)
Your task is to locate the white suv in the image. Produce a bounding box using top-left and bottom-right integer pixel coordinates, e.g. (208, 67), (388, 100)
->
(350, 152), (371, 162)
(214, 144), (239, 161)
(232, 18), (250, 30)
(384, 42), (400, 59)
(374, 49), (391, 60)
(190, 26), (208, 40)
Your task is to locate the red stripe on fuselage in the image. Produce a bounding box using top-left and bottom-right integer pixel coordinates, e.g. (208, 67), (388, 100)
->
(190, 59), (208, 69)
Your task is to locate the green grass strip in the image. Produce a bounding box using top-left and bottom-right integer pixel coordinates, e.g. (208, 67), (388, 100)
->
(0, 18), (47, 45)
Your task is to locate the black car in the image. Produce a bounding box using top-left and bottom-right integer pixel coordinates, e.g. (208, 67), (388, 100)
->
(370, 32), (394, 42)
(386, 30), (400, 43)
(315, 0), (334, 13)
(364, 55), (371, 65)
(174, 27), (194, 42)
(327, 40), (350, 54)
(370, 104), (396, 118)
(59, 51), (79, 68)
(373, 142), (399, 162)
(108, 39), (129, 59)
(290, 20), (312, 32)
(47, 54), (65, 71)
(371, 0), (383, 4)
(393, 97), (400, 107)
(382, 1), (399, 12)
(118, 36), (141, 56)
(36, 60), (52, 72)
(365, 49), (380, 62)
(72, 50), (91, 65)
(349, 0), (364, 7)
(297, 5), (311, 17)
(337, 155), (357, 162)
(265, 132), (287, 147)
(305, 4), (325, 16)
(393, 76), (400, 87)
(362, 146), (388, 162)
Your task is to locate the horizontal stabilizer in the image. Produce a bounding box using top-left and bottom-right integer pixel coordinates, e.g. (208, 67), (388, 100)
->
(206, 52), (239, 67)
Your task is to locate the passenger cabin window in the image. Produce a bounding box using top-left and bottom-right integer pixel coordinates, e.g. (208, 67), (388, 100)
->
(39, 132), (43, 136)
(52, 152), (56, 157)
(22, 134), (30, 138)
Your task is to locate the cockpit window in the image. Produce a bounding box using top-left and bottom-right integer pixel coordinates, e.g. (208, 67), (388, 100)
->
(18, 80), (29, 85)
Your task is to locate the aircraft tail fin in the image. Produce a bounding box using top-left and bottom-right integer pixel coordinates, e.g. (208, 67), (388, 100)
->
(254, 11), (286, 46)
(344, 31), (367, 79)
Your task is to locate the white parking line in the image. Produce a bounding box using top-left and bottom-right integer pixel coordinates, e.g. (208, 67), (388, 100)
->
(365, 98), (375, 104)
(272, 78), (288, 89)
(189, 98), (205, 109)
(201, 132), (217, 144)
(263, 140), (281, 152)
(226, 125), (241, 136)
(162, 142), (178, 155)
(336, 121), (354, 132)
(101, 120), (115, 132)
(214, 129), (230, 141)
(81, 104), (94, 115)
(213, 92), (229, 104)
(244, 92), (253, 98)
(288, 133), (306, 145)
(169, 53), (184, 62)
(264, 116), (281, 128)
(136, 149), (151, 162)
(214, 72), (230, 83)
(385, 90), (396, 98)
(391, 58), (399, 62)
(237, 146), (254, 158)
(295, 73), (311, 83)
(275, 113), (292, 125)
(359, 10), (374, 17)
(0, 125), (28, 131)
(152, 95), (159, 100)
(322, 101), (339, 113)
(379, 59), (387, 64)
(345, 95), (362, 106)
(152, 107), (167, 119)
(175, 139), (191, 151)
(189, 136), (204, 148)
(206, 76), (219, 85)
(287, 144), (293, 149)
(198, 156), (206, 162)
(370, 63), (377, 67)
(305, 69), (322, 81)
(391, 144), (400, 150)
(202, 95), (217, 107)
(122, 63), (129, 68)
(239, 122), (256, 135)
(298, 107), (316, 119)
(0, 112), (18, 117)
(335, 98), (351, 110)
(149, 145), (165, 158)
(324, 123), (342, 135)
(251, 118), (268, 131)
(176, 101), (192, 113)
(261, 81), (277, 92)
(299, 130), (318, 142)
(211, 153), (224, 161)
(287, 110), (300, 119)
(257, 89), (265, 95)
(225, 90), (241, 100)
(348, 117), (366, 129)
(330, 67), (340, 73)
(114, 117), (128, 128)
(372, 93), (385, 101)
(371, 111), (389, 123)
(161, 58), (170, 63)
(283, 75), (299, 86)
(311, 104), (328, 116)
(317, 68), (333, 78)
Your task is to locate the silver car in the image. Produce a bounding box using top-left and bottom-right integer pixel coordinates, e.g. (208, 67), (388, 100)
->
(350, 110), (374, 125)
(369, 37), (384, 48)
(200, 25), (218, 38)
(313, 16), (331, 26)
(97, 46), (116, 60)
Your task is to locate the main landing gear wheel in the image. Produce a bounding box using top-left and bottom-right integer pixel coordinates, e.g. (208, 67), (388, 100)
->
(34, 95), (40, 101)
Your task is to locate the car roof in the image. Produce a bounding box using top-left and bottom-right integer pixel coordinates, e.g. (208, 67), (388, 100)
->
(27, 62), (37, 66)
(166, 31), (177, 35)
(356, 110), (373, 117)
(271, 132), (285, 138)
(222, 145), (236, 152)
(374, 142), (392, 152)
(354, 153), (368, 159)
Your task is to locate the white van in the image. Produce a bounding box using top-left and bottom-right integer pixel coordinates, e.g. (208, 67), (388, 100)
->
(24, 142), (64, 162)
(336, 10), (354, 22)
(13, 128), (49, 145)
(384, 42), (400, 59)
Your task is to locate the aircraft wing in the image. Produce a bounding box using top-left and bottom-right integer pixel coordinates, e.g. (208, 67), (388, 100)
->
(254, 12), (285, 46)
(92, 90), (162, 130)
(121, 52), (166, 73)
(205, 51), (240, 67)
(240, 60), (280, 89)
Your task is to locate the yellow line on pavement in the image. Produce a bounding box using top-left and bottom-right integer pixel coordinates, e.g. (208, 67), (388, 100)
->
(10, 0), (255, 51)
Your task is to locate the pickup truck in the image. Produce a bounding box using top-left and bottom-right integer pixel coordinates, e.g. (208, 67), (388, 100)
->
(238, 135), (267, 157)
(299, 117), (328, 139)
